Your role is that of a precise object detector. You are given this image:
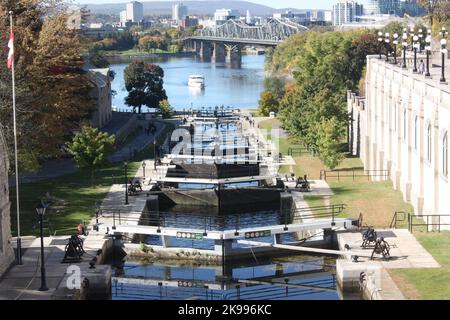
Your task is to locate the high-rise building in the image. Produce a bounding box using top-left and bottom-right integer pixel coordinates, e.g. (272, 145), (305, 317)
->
(126, 1), (143, 23)
(246, 10), (252, 24)
(214, 8), (240, 25)
(332, 1), (364, 26)
(366, 0), (400, 15)
(172, 3), (188, 21)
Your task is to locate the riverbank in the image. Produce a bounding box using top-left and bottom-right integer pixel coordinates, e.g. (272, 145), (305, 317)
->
(105, 51), (195, 63)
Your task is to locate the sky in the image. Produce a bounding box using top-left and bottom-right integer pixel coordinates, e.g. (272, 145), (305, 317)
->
(72, 0), (371, 10)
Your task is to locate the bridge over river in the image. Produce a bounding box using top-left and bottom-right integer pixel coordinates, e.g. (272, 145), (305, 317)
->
(184, 18), (308, 66)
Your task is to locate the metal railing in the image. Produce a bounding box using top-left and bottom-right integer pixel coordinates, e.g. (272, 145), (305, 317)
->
(409, 214), (450, 232)
(103, 203), (346, 233)
(319, 169), (390, 181)
(390, 211), (450, 232)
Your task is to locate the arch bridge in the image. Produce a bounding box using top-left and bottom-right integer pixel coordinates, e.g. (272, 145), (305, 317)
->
(184, 19), (308, 66)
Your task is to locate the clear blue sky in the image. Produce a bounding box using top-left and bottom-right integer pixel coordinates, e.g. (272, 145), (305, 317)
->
(72, 0), (371, 10)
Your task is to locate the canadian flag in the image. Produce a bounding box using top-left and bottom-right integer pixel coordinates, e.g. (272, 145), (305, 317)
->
(7, 31), (14, 69)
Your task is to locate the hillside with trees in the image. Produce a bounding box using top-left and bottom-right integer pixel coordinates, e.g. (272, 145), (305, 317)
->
(262, 29), (380, 169)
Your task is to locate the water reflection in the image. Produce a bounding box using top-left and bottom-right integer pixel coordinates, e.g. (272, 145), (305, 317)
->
(112, 255), (340, 300)
(188, 86), (205, 97)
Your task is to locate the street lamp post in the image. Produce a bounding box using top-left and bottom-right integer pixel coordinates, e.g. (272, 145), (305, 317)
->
(402, 28), (408, 69)
(413, 34), (419, 73)
(142, 161), (146, 180)
(393, 33), (398, 64)
(36, 202), (48, 291)
(418, 28), (423, 53)
(440, 27), (448, 83)
(378, 31), (383, 59)
(410, 27), (415, 52)
(425, 29), (432, 77)
(124, 161), (129, 205)
(385, 32), (390, 62)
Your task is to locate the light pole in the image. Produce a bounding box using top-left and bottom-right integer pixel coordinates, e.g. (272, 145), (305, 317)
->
(385, 32), (390, 62)
(142, 161), (146, 180)
(413, 34), (419, 73)
(378, 31), (383, 59)
(440, 27), (448, 84)
(393, 33), (398, 64)
(36, 202), (48, 291)
(124, 161), (129, 205)
(425, 29), (432, 77)
(410, 26), (415, 52)
(402, 28), (408, 69)
(418, 28), (423, 53)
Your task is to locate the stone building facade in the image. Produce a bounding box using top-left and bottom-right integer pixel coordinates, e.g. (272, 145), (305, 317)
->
(0, 126), (14, 275)
(88, 68), (113, 129)
(348, 56), (450, 229)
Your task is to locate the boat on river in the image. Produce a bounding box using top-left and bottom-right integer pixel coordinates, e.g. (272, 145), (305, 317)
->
(188, 74), (205, 88)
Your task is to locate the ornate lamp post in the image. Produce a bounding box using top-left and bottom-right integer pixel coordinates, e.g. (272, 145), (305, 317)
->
(402, 28), (408, 68)
(410, 26), (415, 52)
(36, 202), (48, 291)
(425, 29), (432, 77)
(393, 33), (398, 64)
(378, 31), (383, 59)
(441, 27), (448, 84)
(124, 160), (129, 205)
(142, 161), (146, 180)
(418, 28), (423, 53)
(413, 33), (419, 73)
(385, 32), (390, 62)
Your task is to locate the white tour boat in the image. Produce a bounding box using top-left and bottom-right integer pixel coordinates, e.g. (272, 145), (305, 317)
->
(188, 75), (205, 88)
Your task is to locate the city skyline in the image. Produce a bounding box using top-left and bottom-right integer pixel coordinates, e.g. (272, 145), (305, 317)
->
(73, 0), (369, 11)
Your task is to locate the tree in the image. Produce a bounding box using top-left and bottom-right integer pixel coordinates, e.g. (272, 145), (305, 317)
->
(159, 100), (174, 118)
(66, 126), (115, 179)
(315, 117), (345, 170)
(0, 1), (95, 171)
(124, 61), (168, 113)
(258, 91), (279, 116)
(418, 0), (442, 27)
(264, 76), (286, 100)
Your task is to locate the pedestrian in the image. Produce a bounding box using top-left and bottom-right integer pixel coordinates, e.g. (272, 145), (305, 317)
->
(418, 59), (425, 74)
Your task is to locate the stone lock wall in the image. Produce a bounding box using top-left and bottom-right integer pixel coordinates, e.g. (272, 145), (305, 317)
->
(0, 127), (14, 275)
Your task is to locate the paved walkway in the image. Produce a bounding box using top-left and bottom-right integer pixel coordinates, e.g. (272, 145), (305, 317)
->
(338, 229), (440, 268)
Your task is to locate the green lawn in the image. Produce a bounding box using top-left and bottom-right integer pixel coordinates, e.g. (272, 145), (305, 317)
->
(10, 161), (141, 237)
(103, 48), (177, 56)
(389, 231), (450, 300)
(10, 121), (175, 237)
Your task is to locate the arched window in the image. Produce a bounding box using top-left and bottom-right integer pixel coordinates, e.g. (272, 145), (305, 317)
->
(414, 116), (418, 150)
(403, 109), (407, 141)
(443, 132), (448, 177)
(427, 124), (432, 163)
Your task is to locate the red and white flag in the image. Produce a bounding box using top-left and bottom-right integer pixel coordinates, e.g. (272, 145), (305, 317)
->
(7, 31), (14, 69)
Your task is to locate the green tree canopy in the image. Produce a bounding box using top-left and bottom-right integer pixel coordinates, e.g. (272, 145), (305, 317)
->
(67, 126), (115, 170)
(124, 61), (168, 113)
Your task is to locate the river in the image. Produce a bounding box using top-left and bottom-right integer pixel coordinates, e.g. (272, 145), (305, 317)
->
(110, 54), (266, 111)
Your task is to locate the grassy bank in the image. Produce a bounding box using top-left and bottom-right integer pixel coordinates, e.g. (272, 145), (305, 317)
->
(389, 231), (450, 299)
(10, 121), (175, 237)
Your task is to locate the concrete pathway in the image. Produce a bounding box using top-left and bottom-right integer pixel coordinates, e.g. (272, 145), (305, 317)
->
(337, 229), (440, 269)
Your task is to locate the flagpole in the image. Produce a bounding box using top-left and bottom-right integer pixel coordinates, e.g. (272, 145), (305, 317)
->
(9, 11), (22, 265)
